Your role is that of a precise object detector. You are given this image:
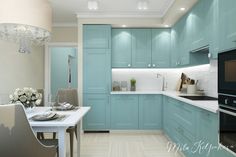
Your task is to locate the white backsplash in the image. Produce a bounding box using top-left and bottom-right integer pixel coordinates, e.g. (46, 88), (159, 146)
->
(112, 60), (218, 97)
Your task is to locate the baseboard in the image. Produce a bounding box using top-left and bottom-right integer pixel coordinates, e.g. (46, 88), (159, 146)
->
(109, 130), (163, 134)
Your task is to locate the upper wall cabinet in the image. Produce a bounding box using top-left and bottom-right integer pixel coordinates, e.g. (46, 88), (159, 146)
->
(152, 29), (171, 68)
(219, 0), (236, 52)
(178, 15), (192, 66)
(191, 0), (214, 51)
(132, 29), (152, 68)
(171, 15), (191, 67)
(170, 28), (179, 67)
(111, 28), (171, 68)
(111, 29), (132, 68)
(83, 25), (111, 49)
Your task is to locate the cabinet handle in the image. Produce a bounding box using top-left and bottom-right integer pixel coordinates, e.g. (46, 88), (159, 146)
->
(153, 64), (156, 67)
(148, 64), (151, 67)
(128, 64), (131, 67)
(208, 53), (212, 59)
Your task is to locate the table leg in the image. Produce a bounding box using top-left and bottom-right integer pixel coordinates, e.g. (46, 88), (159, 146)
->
(58, 129), (67, 157)
(77, 122), (81, 157)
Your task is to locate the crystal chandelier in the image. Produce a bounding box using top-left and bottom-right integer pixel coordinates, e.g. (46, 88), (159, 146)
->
(0, 0), (52, 53)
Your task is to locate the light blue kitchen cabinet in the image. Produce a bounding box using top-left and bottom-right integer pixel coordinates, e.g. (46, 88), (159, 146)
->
(163, 96), (236, 157)
(219, 0), (236, 52)
(190, 0), (214, 51)
(111, 29), (132, 68)
(170, 28), (179, 67)
(111, 95), (139, 129)
(178, 15), (192, 66)
(83, 49), (111, 93)
(83, 25), (111, 49)
(132, 29), (152, 68)
(83, 94), (110, 130)
(163, 96), (172, 135)
(210, 0), (220, 59)
(139, 95), (162, 130)
(171, 15), (191, 67)
(151, 29), (171, 68)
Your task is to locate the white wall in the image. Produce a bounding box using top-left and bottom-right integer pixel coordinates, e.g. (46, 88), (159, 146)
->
(112, 60), (218, 97)
(0, 41), (44, 103)
(51, 27), (78, 42)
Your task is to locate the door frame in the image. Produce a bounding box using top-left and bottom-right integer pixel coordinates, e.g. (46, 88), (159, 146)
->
(44, 42), (78, 105)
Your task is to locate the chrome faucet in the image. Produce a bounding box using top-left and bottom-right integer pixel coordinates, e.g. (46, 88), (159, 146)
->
(157, 74), (167, 91)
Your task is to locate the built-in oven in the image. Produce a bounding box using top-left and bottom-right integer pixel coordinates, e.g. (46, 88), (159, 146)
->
(219, 95), (236, 154)
(218, 49), (236, 95)
(218, 49), (236, 154)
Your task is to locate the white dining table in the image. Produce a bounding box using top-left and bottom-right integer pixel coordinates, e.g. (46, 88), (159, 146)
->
(27, 107), (90, 157)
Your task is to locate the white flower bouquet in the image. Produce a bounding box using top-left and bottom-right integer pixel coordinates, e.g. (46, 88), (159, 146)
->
(9, 88), (42, 108)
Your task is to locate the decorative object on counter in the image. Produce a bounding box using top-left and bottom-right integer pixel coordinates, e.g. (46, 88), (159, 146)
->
(121, 81), (128, 91)
(9, 87), (42, 108)
(130, 79), (136, 91)
(112, 81), (121, 91)
(187, 84), (197, 94)
(177, 73), (197, 94)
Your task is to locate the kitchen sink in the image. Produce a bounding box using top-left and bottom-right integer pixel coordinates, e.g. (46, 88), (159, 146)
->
(179, 95), (218, 101)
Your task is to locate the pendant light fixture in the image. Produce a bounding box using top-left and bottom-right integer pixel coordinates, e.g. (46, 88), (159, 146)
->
(0, 0), (52, 53)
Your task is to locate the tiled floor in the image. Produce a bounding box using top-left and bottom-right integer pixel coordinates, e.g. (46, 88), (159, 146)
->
(69, 132), (183, 157)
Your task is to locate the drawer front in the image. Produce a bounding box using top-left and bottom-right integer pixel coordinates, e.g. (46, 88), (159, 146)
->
(166, 97), (197, 136)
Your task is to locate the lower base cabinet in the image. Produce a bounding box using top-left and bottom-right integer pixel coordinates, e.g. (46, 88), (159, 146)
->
(110, 94), (162, 130)
(83, 94), (110, 130)
(163, 96), (235, 157)
(139, 95), (162, 129)
(111, 95), (139, 129)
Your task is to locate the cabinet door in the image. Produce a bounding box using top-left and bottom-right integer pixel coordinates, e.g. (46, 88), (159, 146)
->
(132, 29), (152, 68)
(83, 94), (110, 130)
(151, 29), (171, 68)
(178, 15), (191, 66)
(111, 95), (139, 129)
(219, 0), (236, 52)
(191, 0), (213, 51)
(139, 95), (162, 129)
(83, 49), (111, 93)
(83, 25), (111, 49)
(111, 29), (132, 68)
(170, 28), (180, 67)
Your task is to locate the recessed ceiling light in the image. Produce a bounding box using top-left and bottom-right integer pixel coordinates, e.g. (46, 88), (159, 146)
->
(137, 0), (149, 10)
(88, 0), (98, 10)
(164, 25), (169, 27)
(122, 25), (127, 28)
(180, 7), (186, 11)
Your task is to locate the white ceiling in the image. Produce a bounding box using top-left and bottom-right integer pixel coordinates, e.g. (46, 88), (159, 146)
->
(49, 0), (198, 27)
(50, 0), (174, 23)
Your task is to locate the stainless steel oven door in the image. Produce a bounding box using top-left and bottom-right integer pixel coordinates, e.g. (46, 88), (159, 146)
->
(219, 108), (236, 153)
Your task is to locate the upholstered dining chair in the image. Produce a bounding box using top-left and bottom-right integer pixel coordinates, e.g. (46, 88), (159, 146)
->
(0, 104), (58, 157)
(56, 88), (79, 157)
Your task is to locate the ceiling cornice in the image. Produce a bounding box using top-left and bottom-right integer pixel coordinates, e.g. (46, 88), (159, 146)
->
(52, 23), (77, 27)
(76, 11), (163, 19)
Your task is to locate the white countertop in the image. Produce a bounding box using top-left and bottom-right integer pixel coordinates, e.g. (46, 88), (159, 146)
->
(111, 91), (219, 113)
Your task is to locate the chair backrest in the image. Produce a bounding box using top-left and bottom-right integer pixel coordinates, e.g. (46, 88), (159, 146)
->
(0, 104), (57, 157)
(37, 89), (44, 107)
(57, 88), (79, 106)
